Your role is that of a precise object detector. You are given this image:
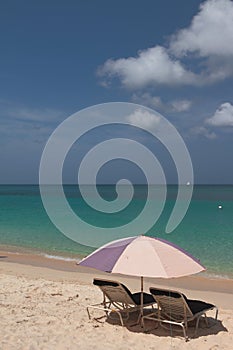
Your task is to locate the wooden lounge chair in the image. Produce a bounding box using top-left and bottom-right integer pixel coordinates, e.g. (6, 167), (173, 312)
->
(142, 287), (218, 341)
(87, 278), (156, 326)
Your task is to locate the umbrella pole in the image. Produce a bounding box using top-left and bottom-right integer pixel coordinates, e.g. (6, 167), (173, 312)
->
(140, 276), (143, 323)
(134, 276), (144, 327)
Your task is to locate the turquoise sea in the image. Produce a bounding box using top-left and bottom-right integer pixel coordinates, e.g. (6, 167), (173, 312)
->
(0, 185), (232, 279)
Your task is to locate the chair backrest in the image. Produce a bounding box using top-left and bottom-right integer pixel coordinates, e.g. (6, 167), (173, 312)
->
(149, 287), (193, 321)
(93, 278), (135, 305)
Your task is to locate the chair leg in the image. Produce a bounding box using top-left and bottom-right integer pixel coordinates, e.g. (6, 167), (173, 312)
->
(107, 310), (126, 326)
(194, 315), (202, 336)
(87, 307), (91, 320)
(117, 311), (124, 327)
(181, 324), (188, 342)
(141, 317), (146, 331)
(137, 312), (142, 326)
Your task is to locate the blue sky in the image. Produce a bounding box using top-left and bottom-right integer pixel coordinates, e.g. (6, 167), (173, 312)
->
(0, 0), (233, 184)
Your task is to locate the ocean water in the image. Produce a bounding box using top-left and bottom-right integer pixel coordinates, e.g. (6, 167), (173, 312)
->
(0, 185), (232, 279)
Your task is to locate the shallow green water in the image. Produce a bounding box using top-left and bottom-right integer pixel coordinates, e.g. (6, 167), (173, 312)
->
(0, 185), (232, 278)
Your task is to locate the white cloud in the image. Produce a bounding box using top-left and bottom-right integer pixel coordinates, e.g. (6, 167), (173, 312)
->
(190, 102), (233, 139)
(191, 126), (217, 139)
(98, 0), (233, 88)
(170, 100), (192, 112)
(132, 93), (192, 113)
(170, 0), (233, 57)
(98, 46), (198, 88)
(206, 102), (233, 126)
(126, 108), (161, 130)
(132, 93), (164, 109)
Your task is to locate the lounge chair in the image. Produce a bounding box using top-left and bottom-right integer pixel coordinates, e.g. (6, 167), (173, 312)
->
(87, 278), (156, 326)
(142, 287), (218, 341)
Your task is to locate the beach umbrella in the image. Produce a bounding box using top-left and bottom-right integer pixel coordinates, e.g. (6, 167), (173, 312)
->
(79, 235), (205, 320)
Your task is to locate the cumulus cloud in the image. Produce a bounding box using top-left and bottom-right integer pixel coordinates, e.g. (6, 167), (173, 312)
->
(132, 93), (164, 110)
(206, 102), (233, 126)
(98, 0), (233, 88)
(191, 126), (217, 139)
(98, 46), (197, 88)
(132, 93), (192, 113)
(126, 108), (161, 130)
(170, 100), (192, 112)
(170, 0), (233, 58)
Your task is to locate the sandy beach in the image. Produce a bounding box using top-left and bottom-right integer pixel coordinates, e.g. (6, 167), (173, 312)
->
(0, 252), (233, 350)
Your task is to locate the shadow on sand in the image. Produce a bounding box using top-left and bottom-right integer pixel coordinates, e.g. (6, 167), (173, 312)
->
(100, 310), (227, 341)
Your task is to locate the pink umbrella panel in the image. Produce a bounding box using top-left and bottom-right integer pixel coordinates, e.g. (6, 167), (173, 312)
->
(79, 235), (205, 278)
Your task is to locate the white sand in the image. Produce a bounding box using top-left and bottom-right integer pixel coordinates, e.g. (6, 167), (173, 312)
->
(0, 256), (232, 350)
